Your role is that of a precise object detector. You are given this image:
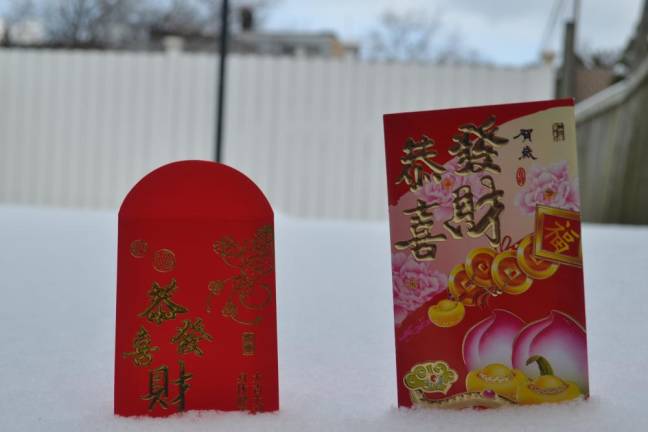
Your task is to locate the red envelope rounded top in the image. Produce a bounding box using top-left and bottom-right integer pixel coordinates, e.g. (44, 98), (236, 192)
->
(119, 160), (272, 221)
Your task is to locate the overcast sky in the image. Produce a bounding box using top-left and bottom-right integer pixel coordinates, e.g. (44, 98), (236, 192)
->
(264, 0), (645, 65)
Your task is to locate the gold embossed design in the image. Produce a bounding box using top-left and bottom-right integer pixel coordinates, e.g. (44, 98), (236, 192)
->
(208, 225), (274, 326)
(171, 317), (213, 356)
(139, 279), (188, 325)
(534, 205), (583, 267)
(130, 239), (148, 258)
(242, 332), (256, 356)
(491, 251), (533, 295)
(403, 361), (458, 395)
(465, 247), (497, 288)
(153, 249), (176, 272)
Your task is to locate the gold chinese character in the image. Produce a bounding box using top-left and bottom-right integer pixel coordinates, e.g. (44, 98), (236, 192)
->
(123, 326), (159, 367)
(252, 373), (263, 413)
(171, 360), (192, 412)
(396, 135), (446, 191)
(171, 317), (213, 356)
(242, 332), (256, 356)
(237, 373), (248, 411)
(449, 115), (509, 175)
(139, 279), (188, 325)
(443, 185), (475, 239)
(142, 365), (169, 411)
(394, 199), (447, 261)
(466, 176), (505, 248)
(545, 220), (580, 254)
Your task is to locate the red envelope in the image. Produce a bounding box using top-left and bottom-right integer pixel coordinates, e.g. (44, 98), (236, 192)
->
(114, 161), (279, 416)
(384, 100), (589, 409)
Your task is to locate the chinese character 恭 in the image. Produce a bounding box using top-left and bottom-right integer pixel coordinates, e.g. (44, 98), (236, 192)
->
(443, 185), (475, 239)
(552, 122), (565, 141)
(449, 115), (509, 175)
(171, 360), (192, 412)
(545, 219), (580, 254)
(123, 326), (159, 367)
(139, 279), (188, 325)
(513, 128), (533, 142)
(466, 176), (505, 248)
(518, 145), (538, 160)
(171, 317), (213, 356)
(396, 135), (446, 191)
(394, 199), (447, 261)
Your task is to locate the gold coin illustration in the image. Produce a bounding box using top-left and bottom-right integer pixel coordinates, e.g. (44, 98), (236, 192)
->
(491, 251), (532, 295)
(448, 263), (480, 307)
(465, 247), (497, 288)
(516, 236), (559, 279)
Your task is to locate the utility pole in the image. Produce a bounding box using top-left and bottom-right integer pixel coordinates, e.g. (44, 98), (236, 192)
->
(559, 0), (580, 98)
(214, 0), (230, 163)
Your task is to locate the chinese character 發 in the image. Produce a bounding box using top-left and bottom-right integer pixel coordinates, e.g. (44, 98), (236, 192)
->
(552, 122), (565, 141)
(443, 185), (475, 239)
(171, 360), (192, 412)
(394, 199), (447, 261)
(139, 279), (188, 325)
(466, 176), (505, 248)
(513, 128), (533, 142)
(396, 135), (446, 191)
(545, 219), (580, 254)
(142, 365), (169, 410)
(123, 326), (159, 367)
(449, 115), (509, 175)
(518, 145), (538, 160)
(171, 317), (213, 356)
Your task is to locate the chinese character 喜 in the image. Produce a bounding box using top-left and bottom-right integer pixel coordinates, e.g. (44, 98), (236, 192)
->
(394, 199), (447, 261)
(123, 326), (159, 367)
(396, 135), (446, 191)
(449, 115), (509, 175)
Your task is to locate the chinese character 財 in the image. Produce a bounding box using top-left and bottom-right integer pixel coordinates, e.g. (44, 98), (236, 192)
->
(394, 199), (447, 261)
(141, 361), (192, 412)
(396, 135), (446, 191)
(139, 279), (188, 325)
(171, 360), (192, 412)
(171, 317), (213, 356)
(467, 176), (505, 248)
(518, 145), (538, 160)
(513, 129), (533, 142)
(449, 115), (509, 175)
(123, 326), (159, 367)
(443, 185), (475, 239)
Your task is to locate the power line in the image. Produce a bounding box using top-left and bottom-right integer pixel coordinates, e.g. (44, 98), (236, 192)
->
(540, 0), (565, 54)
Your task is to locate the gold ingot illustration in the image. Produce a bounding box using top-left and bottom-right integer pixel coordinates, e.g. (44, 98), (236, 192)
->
(428, 299), (465, 328)
(448, 264), (480, 307)
(516, 356), (581, 405)
(491, 251), (533, 295)
(465, 247), (497, 288)
(465, 363), (527, 400)
(516, 236), (559, 280)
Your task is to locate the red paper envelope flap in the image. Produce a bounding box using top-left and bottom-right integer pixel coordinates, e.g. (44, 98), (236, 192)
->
(115, 161), (278, 417)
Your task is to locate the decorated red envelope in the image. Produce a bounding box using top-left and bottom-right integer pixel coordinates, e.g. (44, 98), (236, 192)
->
(383, 99), (588, 408)
(115, 161), (278, 416)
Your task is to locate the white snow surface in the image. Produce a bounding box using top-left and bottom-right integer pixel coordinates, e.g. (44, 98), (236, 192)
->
(0, 205), (646, 431)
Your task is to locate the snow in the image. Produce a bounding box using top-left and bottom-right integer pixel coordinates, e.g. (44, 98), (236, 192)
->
(1, 205), (647, 431)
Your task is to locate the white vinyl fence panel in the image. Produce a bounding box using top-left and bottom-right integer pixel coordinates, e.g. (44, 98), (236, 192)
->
(0, 49), (553, 219)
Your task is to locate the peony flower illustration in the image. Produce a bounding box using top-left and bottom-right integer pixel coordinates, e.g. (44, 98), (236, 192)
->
(512, 310), (588, 393)
(415, 158), (488, 222)
(515, 161), (580, 215)
(462, 309), (525, 371)
(392, 252), (447, 326)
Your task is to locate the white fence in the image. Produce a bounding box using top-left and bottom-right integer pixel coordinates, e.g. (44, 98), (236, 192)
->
(0, 49), (554, 219)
